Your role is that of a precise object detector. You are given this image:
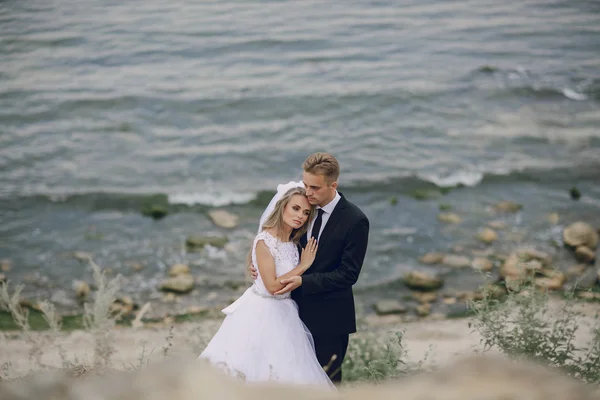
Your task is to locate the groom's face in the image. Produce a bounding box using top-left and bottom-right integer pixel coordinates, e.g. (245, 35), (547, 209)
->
(302, 171), (337, 207)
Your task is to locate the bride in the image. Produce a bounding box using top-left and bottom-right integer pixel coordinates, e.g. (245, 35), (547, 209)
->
(198, 182), (335, 389)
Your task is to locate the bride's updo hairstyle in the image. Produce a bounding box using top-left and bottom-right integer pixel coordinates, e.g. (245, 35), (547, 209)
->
(261, 187), (315, 243)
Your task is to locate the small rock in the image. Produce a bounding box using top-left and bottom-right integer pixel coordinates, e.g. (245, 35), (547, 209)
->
(73, 281), (90, 299)
(471, 257), (494, 272)
(1, 260), (11, 272)
(532, 269), (567, 291)
(476, 228), (498, 244)
(126, 261), (144, 272)
(569, 187), (581, 200)
(141, 205), (168, 220)
(534, 277), (564, 291)
(403, 271), (444, 291)
(169, 263), (191, 276)
(500, 249), (551, 280)
(456, 291), (476, 301)
(18, 299), (42, 312)
(437, 212), (462, 224)
(442, 255), (471, 268)
(208, 210), (239, 229)
(416, 303), (431, 317)
(419, 253), (445, 265)
(578, 291), (600, 301)
(563, 222), (598, 250)
(519, 248), (553, 267)
(0, 273), (5, 283)
(163, 293), (177, 303)
(374, 300), (407, 315)
(71, 251), (92, 262)
(493, 201), (523, 213)
(185, 236), (229, 251)
(159, 274), (195, 293)
(547, 213), (560, 225)
(411, 291), (438, 304)
(487, 220), (507, 230)
(566, 264), (587, 278)
(443, 297), (457, 305)
(187, 306), (207, 315)
(575, 246), (596, 264)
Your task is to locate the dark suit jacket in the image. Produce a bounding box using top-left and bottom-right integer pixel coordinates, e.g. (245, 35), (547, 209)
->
(291, 192), (369, 336)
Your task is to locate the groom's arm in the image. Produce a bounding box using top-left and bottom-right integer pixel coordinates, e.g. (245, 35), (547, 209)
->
(301, 218), (369, 295)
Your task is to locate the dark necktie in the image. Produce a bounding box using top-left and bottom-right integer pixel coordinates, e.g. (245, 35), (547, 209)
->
(311, 209), (325, 241)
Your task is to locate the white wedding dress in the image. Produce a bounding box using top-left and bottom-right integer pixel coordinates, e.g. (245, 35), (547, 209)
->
(198, 231), (335, 389)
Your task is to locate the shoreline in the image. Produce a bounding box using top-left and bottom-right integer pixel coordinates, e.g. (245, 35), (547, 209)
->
(1, 295), (599, 380)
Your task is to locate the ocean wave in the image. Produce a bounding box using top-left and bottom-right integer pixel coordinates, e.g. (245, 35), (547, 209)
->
(167, 191), (256, 207)
(473, 65), (596, 102)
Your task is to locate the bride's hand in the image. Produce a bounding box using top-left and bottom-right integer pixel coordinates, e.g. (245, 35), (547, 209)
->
(300, 237), (318, 269)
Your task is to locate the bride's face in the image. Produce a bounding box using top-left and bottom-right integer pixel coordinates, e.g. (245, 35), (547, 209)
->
(282, 195), (312, 230)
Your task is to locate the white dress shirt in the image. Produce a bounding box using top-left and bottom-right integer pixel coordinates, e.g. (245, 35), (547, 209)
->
(306, 191), (341, 242)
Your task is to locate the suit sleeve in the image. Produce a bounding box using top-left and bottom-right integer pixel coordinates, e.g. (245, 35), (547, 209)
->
(301, 217), (369, 295)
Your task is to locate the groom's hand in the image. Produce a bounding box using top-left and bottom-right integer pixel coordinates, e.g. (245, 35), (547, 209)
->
(274, 276), (302, 295)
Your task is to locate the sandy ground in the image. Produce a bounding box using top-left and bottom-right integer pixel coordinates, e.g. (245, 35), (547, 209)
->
(2, 296), (599, 381)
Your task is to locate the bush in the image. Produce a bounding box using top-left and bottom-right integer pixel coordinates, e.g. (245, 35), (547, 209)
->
(342, 330), (430, 383)
(469, 280), (600, 384)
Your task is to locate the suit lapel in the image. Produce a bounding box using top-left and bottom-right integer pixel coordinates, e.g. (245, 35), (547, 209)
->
(315, 193), (348, 248)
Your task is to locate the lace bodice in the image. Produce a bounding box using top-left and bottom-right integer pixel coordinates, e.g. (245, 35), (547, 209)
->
(251, 231), (299, 298)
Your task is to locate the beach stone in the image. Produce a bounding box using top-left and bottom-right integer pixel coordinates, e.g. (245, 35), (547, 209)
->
(563, 222), (598, 249)
(487, 220), (507, 230)
(437, 212), (462, 224)
(159, 274), (195, 294)
(169, 263), (191, 276)
(419, 252), (445, 264)
(547, 213), (560, 225)
(566, 264), (587, 278)
(141, 204), (168, 220)
(533, 269), (567, 291)
(73, 280), (90, 299)
(162, 292), (178, 303)
(476, 228), (498, 244)
(442, 255), (471, 268)
(578, 291), (600, 301)
(500, 248), (552, 280)
(1, 259), (11, 272)
(185, 236), (228, 251)
(534, 277), (564, 291)
(493, 201), (523, 213)
(471, 257), (494, 272)
(575, 246), (596, 264)
(403, 271), (443, 291)
(208, 210), (239, 229)
(187, 306), (207, 315)
(71, 251), (92, 262)
(411, 291), (438, 304)
(126, 261), (144, 272)
(374, 300), (407, 315)
(416, 303), (431, 317)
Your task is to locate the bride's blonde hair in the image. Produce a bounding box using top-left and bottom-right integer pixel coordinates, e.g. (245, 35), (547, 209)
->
(261, 187), (315, 243)
(245, 187), (315, 273)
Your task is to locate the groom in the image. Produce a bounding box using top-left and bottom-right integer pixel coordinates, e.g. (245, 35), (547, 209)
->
(250, 152), (370, 383)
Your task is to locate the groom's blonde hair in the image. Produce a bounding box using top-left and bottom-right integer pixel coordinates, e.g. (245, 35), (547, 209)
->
(302, 152), (340, 185)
